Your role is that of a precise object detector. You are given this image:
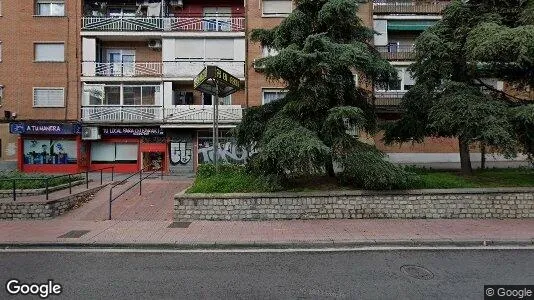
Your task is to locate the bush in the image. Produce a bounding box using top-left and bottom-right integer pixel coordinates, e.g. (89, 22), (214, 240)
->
(337, 150), (421, 190)
(0, 171), (84, 190)
(188, 164), (280, 193)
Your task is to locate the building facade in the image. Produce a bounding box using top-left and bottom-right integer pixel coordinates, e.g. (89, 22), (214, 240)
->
(2, 0), (526, 174)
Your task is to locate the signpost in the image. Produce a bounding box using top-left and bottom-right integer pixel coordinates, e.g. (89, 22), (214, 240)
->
(193, 66), (241, 173)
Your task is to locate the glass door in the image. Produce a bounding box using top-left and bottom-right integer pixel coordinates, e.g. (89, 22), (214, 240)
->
(107, 50), (135, 77)
(203, 7), (232, 32)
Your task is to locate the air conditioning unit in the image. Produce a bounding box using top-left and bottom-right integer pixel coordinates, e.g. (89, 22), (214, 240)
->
(148, 40), (162, 50)
(82, 126), (101, 140)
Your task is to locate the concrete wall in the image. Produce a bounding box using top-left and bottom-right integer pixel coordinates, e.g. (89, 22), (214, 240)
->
(175, 188), (534, 221)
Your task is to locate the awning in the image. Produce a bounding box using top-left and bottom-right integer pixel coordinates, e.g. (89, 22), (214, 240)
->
(387, 20), (436, 31)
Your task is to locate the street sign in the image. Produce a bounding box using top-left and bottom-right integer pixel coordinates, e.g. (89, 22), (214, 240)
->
(193, 65), (241, 97)
(193, 65), (242, 173)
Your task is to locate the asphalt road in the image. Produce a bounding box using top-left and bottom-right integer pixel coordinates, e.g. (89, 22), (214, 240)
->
(0, 248), (533, 299)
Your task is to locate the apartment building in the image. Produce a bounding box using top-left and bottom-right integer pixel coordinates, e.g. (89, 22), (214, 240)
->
(0, 0), (81, 172)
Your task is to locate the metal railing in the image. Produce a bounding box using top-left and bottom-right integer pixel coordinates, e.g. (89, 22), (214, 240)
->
(0, 167), (114, 202)
(81, 106), (164, 123)
(81, 60), (246, 79)
(375, 45), (415, 60)
(108, 166), (163, 220)
(372, 1), (451, 14)
(82, 16), (245, 32)
(374, 91), (407, 110)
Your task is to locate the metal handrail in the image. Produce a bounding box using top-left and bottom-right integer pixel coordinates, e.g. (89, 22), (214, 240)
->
(108, 166), (164, 220)
(0, 167), (115, 202)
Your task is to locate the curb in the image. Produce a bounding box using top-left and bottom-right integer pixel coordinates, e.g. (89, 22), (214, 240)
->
(1, 239), (533, 250)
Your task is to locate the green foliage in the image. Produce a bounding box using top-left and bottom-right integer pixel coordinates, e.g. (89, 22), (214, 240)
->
(337, 146), (421, 190)
(0, 171), (84, 189)
(385, 0), (534, 172)
(510, 104), (534, 158)
(238, 0), (398, 186)
(188, 164), (280, 193)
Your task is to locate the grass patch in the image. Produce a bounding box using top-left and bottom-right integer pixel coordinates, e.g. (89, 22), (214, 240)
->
(186, 164), (271, 194)
(187, 165), (534, 193)
(0, 171), (84, 190)
(411, 167), (534, 189)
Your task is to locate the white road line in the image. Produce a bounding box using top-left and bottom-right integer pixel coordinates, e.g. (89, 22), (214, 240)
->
(0, 246), (533, 254)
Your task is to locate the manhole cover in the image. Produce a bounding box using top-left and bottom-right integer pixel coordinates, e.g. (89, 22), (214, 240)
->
(58, 230), (90, 239)
(400, 265), (434, 280)
(168, 222), (191, 228)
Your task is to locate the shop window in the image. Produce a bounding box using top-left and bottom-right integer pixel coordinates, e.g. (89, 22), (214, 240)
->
(91, 142), (138, 164)
(23, 139), (77, 165)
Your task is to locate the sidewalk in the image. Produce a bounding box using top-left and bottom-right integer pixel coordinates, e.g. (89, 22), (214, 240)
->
(0, 218), (533, 248)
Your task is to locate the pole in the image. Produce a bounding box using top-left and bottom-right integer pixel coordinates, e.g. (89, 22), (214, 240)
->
(139, 169), (142, 195)
(109, 188), (112, 220)
(214, 80), (219, 173)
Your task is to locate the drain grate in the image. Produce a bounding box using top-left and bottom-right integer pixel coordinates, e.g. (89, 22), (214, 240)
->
(400, 265), (434, 280)
(58, 230), (91, 239)
(168, 222), (191, 228)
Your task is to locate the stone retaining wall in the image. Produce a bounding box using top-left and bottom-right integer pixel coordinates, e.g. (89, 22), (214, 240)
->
(0, 185), (106, 220)
(175, 188), (534, 221)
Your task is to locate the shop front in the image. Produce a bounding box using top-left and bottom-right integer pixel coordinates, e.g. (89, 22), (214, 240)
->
(87, 126), (167, 173)
(10, 122), (82, 173)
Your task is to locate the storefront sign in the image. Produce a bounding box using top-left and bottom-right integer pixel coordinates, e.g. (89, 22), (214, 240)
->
(9, 122), (81, 135)
(101, 127), (164, 137)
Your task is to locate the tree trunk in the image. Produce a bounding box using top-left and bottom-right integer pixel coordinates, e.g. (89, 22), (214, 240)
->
(459, 137), (473, 175)
(325, 160), (336, 178)
(480, 143), (486, 170)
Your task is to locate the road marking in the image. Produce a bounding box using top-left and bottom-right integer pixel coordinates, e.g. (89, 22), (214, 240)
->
(1, 246), (534, 254)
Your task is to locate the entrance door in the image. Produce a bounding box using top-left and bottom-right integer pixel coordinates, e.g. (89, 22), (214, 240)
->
(107, 50), (135, 76)
(143, 152), (164, 171)
(203, 7), (232, 31)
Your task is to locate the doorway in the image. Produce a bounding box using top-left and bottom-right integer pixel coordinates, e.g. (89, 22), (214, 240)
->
(107, 49), (136, 76)
(143, 152), (164, 171)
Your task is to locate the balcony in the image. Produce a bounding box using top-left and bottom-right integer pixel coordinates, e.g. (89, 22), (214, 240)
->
(82, 106), (164, 123)
(374, 91), (406, 111)
(373, 1), (451, 14)
(82, 61), (245, 79)
(81, 105), (243, 124)
(81, 16), (245, 32)
(164, 105), (243, 124)
(376, 45), (415, 60)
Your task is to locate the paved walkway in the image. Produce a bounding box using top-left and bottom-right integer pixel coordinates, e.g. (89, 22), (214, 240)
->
(60, 179), (191, 221)
(0, 218), (533, 247)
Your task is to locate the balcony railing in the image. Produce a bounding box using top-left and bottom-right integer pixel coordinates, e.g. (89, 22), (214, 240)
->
(82, 106), (164, 123)
(374, 91), (406, 110)
(162, 61), (245, 79)
(82, 61), (245, 79)
(373, 1), (451, 14)
(81, 105), (244, 124)
(82, 16), (245, 32)
(376, 45), (415, 60)
(164, 105), (243, 124)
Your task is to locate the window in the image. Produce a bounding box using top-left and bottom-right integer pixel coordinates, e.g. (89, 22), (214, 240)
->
(0, 85), (3, 105)
(34, 43), (64, 62)
(35, 0), (65, 16)
(0, 41), (2, 61)
(91, 142), (138, 164)
(202, 93), (231, 105)
(33, 88), (64, 107)
(262, 45), (278, 57)
(376, 67), (414, 91)
(23, 139), (77, 164)
(82, 84), (159, 106)
(262, 88), (287, 104)
(262, 0), (292, 16)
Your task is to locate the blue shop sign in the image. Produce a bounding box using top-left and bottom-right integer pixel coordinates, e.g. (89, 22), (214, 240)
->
(101, 127), (164, 136)
(9, 122), (81, 135)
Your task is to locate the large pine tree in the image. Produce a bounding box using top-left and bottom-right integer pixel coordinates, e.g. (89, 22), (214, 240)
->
(384, 0), (534, 174)
(236, 0), (416, 189)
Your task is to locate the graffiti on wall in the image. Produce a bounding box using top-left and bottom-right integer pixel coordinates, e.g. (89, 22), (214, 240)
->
(170, 141), (192, 165)
(198, 138), (257, 164)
